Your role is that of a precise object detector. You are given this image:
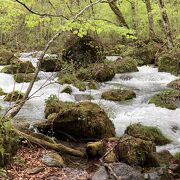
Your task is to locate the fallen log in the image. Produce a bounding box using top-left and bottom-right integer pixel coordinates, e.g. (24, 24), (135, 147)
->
(14, 128), (85, 157)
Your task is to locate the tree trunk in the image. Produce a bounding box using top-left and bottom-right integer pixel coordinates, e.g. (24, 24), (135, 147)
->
(107, 0), (129, 28)
(130, 0), (137, 32)
(158, 0), (174, 48)
(144, 0), (155, 38)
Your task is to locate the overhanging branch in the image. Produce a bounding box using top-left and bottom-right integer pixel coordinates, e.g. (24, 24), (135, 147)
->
(15, 0), (68, 19)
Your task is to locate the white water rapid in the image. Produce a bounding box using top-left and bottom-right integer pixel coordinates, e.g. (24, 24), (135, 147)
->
(0, 53), (180, 153)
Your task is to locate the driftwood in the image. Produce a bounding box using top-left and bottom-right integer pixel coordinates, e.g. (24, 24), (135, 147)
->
(14, 128), (85, 157)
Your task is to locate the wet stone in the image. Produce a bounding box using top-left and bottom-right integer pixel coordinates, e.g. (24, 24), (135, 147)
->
(92, 163), (144, 180)
(41, 153), (64, 168)
(27, 166), (44, 175)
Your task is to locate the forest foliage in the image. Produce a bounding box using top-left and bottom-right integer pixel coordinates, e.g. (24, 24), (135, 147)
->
(0, 0), (179, 49)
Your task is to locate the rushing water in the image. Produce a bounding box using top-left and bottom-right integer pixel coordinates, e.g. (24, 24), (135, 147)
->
(0, 53), (180, 153)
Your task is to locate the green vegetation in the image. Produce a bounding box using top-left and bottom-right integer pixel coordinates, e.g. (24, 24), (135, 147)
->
(61, 86), (73, 94)
(1, 60), (35, 74)
(0, 88), (6, 96)
(3, 91), (24, 102)
(149, 90), (180, 109)
(0, 117), (19, 167)
(125, 123), (171, 145)
(14, 73), (39, 83)
(114, 57), (138, 73)
(101, 89), (136, 102)
(58, 74), (86, 91)
(174, 152), (180, 161)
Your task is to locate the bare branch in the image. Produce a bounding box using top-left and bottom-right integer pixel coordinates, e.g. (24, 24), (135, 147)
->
(14, 0), (68, 19)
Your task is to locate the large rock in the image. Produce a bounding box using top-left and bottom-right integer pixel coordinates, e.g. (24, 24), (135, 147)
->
(62, 35), (104, 68)
(41, 152), (64, 167)
(1, 60), (35, 74)
(167, 79), (180, 90)
(92, 163), (144, 180)
(149, 90), (180, 110)
(101, 89), (136, 102)
(0, 48), (14, 65)
(40, 54), (62, 72)
(125, 123), (171, 145)
(158, 48), (180, 75)
(77, 63), (115, 82)
(115, 134), (156, 167)
(114, 57), (138, 73)
(43, 99), (115, 139)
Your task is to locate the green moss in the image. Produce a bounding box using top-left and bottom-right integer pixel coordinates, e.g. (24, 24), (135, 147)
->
(114, 57), (138, 73)
(149, 90), (180, 109)
(101, 89), (136, 102)
(0, 48), (14, 65)
(0, 88), (6, 96)
(0, 117), (19, 167)
(167, 79), (180, 90)
(158, 48), (180, 75)
(115, 134), (156, 166)
(3, 91), (24, 102)
(76, 67), (92, 81)
(1, 60), (35, 74)
(87, 81), (98, 90)
(61, 86), (72, 94)
(13, 73), (39, 83)
(125, 123), (171, 145)
(44, 100), (115, 139)
(174, 152), (180, 161)
(58, 74), (86, 91)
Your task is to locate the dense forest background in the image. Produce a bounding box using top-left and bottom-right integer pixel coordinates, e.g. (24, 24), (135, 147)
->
(0, 0), (179, 50)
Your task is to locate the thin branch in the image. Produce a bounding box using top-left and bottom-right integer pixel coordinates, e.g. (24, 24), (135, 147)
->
(14, 0), (68, 19)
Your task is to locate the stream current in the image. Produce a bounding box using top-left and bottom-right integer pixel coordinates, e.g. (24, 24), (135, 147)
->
(0, 53), (180, 153)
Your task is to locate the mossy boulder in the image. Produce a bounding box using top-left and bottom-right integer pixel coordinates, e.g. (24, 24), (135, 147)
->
(115, 134), (156, 167)
(0, 88), (6, 96)
(40, 54), (62, 72)
(0, 118), (19, 167)
(62, 35), (104, 68)
(44, 99), (115, 139)
(167, 79), (180, 90)
(0, 48), (14, 65)
(121, 41), (161, 65)
(125, 123), (171, 145)
(60, 86), (72, 94)
(76, 63), (115, 82)
(1, 60), (35, 74)
(3, 91), (24, 102)
(152, 150), (174, 166)
(86, 141), (106, 157)
(58, 74), (86, 91)
(90, 63), (115, 82)
(114, 57), (138, 73)
(149, 90), (180, 110)
(158, 48), (180, 75)
(101, 89), (136, 102)
(13, 73), (39, 83)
